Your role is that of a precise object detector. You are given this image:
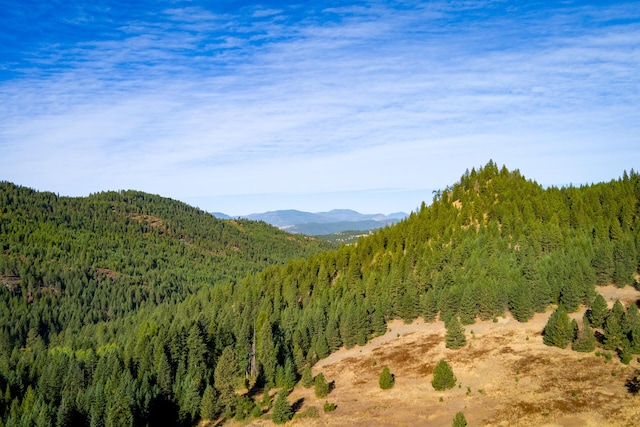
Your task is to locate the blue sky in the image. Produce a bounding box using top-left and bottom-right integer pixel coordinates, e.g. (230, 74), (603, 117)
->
(1, 1), (639, 215)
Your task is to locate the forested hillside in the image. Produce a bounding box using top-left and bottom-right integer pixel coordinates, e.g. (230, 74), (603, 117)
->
(1, 162), (639, 426)
(0, 184), (333, 343)
(0, 183), (335, 426)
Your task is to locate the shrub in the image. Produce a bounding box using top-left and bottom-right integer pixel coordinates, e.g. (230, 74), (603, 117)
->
(295, 406), (319, 419)
(379, 366), (395, 390)
(431, 360), (456, 391)
(323, 401), (337, 413)
(452, 411), (467, 427)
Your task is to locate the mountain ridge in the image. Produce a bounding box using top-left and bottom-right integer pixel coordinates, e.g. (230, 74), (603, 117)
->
(213, 208), (408, 234)
(1, 163), (639, 427)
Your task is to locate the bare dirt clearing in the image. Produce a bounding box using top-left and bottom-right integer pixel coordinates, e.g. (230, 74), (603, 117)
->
(227, 286), (640, 426)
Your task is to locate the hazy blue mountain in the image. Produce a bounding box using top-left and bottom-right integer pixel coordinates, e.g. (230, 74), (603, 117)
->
(286, 219), (401, 235)
(314, 209), (374, 222)
(212, 209), (408, 235)
(245, 210), (325, 227)
(211, 212), (233, 219)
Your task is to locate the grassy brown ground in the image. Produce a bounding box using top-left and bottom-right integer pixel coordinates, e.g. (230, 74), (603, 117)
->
(220, 285), (640, 427)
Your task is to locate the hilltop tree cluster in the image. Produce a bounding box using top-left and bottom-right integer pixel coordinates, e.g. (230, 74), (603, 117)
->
(0, 162), (639, 426)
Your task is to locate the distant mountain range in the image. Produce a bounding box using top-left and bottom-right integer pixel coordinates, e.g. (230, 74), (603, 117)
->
(211, 209), (408, 235)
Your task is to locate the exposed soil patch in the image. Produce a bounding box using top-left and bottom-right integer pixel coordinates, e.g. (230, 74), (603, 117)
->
(131, 213), (168, 234)
(0, 275), (21, 291)
(95, 267), (119, 281)
(225, 285), (640, 427)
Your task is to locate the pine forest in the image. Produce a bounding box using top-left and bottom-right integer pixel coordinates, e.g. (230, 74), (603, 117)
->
(1, 161), (639, 426)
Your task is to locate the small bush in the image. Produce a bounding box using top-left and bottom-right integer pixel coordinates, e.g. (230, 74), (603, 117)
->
(379, 366), (395, 390)
(619, 347), (633, 365)
(452, 411), (467, 427)
(295, 406), (319, 419)
(234, 395), (256, 421)
(250, 405), (263, 418)
(323, 401), (337, 413)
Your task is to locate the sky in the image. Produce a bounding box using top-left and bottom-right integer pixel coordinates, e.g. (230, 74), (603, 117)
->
(1, 1), (639, 216)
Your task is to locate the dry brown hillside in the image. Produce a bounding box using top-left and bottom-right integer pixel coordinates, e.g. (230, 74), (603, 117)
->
(221, 285), (640, 427)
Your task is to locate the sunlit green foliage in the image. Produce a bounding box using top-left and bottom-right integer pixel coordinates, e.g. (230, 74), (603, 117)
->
(432, 360), (456, 391)
(378, 366), (394, 390)
(1, 162), (639, 426)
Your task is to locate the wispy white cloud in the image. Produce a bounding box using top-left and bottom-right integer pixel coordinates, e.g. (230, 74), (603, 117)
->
(1, 1), (639, 214)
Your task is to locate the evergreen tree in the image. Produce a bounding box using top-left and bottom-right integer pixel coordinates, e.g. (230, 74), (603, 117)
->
(325, 317), (343, 352)
(421, 291), (439, 323)
(34, 401), (54, 427)
(301, 365), (314, 389)
(314, 373), (329, 398)
(629, 323), (640, 354)
(214, 346), (240, 411)
(589, 294), (608, 328)
(603, 301), (625, 350)
(378, 366), (394, 390)
(619, 345), (633, 365)
(89, 383), (106, 427)
(571, 315), (596, 353)
(508, 281), (534, 322)
(559, 279), (581, 313)
(281, 358), (297, 392)
(256, 313), (278, 388)
(613, 237), (636, 287)
(431, 360), (456, 391)
(458, 286), (477, 325)
(271, 391), (292, 425)
(593, 240), (614, 286)
(200, 384), (220, 421)
(370, 309), (387, 336)
(543, 306), (572, 348)
(622, 302), (640, 334)
(55, 392), (75, 427)
(177, 374), (202, 423)
(400, 284), (419, 323)
(452, 411), (467, 427)
(570, 318), (579, 342)
(445, 317), (466, 350)
(105, 392), (133, 427)
(314, 334), (329, 360)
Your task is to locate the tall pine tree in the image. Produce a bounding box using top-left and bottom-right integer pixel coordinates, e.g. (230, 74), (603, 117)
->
(543, 306), (573, 348)
(445, 317), (466, 350)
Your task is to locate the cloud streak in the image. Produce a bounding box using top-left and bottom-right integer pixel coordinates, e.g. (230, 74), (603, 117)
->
(1, 1), (639, 214)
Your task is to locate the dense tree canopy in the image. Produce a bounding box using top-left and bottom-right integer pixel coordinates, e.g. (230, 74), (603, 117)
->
(1, 162), (639, 426)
